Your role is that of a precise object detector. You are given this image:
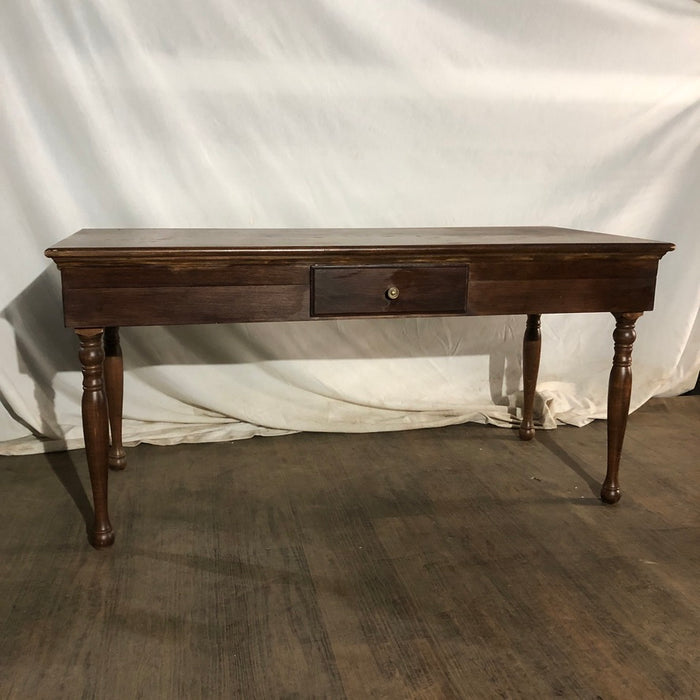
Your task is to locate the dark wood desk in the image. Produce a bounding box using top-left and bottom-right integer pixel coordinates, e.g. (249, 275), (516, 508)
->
(45, 227), (674, 548)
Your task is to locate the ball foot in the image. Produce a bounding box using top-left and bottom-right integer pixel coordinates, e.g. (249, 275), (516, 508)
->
(108, 447), (127, 470)
(518, 424), (535, 441)
(90, 527), (115, 548)
(600, 483), (621, 504)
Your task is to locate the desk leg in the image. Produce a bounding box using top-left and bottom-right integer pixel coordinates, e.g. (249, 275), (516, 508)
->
(601, 312), (642, 504)
(104, 327), (127, 470)
(519, 314), (541, 441)
(77, 328), (115, 548)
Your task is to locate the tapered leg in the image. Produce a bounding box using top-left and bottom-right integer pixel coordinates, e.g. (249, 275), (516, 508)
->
(601, 312), (643, 504)
(519, 314), (542, 441)
(104, 326), (127, 470)
(77, 328), (115, 547)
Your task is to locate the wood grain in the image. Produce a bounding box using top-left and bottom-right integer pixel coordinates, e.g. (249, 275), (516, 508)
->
(311, 265), (468, 317)
(519, 314), (541, 441)
(1, 398), (698, 697)
(76, 328), (113, 547)
(45, 226), (674, 258)
(468, 277), (657, 314)
(104, 326), (126, 470)
(63, 285), (310, 327)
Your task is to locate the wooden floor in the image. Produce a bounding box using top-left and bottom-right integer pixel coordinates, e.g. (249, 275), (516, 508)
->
(1, 397), (698, 699)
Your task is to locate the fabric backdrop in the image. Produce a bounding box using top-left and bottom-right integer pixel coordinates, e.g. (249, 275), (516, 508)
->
(1, 0), (699, 455)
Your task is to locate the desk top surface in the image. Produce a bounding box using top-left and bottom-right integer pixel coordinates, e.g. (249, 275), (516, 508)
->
(46, 226), (674, 260)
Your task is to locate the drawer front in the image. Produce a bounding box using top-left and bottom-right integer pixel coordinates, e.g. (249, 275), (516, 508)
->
(311, 265), (468, 317)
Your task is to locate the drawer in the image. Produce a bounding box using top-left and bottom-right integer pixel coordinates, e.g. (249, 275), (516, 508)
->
(311, 265), (468, 317)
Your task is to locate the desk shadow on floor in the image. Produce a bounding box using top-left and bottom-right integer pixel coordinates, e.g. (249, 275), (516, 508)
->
(535, 429), (601, 498)
(41, 450), (94, 532)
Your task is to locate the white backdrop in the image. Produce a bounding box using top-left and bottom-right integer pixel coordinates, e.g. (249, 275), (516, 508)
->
(1, 0), (699, 455)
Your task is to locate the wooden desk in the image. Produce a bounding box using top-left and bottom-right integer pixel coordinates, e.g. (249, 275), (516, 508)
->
(45, 227), (674, 548)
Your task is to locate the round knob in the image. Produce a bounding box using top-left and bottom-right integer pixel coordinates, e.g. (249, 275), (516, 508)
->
(385, 286), (400, 300)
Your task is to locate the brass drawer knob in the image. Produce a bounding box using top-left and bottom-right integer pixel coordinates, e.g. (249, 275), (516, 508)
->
(385, 286), (400, 300)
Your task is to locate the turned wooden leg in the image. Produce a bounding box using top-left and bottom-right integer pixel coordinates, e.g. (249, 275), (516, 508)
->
(601, 312), (643, 504)
(519, 314), (542, 441)
(104, 327), (127, 470)
(77, 328), (115, 547)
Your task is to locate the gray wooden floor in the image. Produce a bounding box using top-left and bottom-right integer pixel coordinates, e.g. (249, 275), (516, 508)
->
(1, 397), (698, 699)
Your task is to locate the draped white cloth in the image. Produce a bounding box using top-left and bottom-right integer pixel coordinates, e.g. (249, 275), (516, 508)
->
(1, 0), (698, 454)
